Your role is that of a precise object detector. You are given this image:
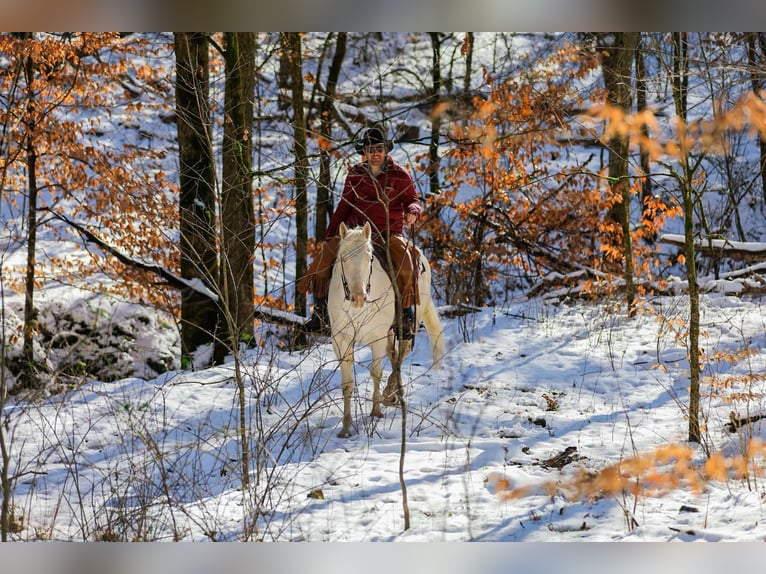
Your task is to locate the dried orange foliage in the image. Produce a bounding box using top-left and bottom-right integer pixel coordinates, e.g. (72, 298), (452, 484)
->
(584, 90), (766, 162)
(418, 41), (679, 305)
(703, 345), (766, 431)
(419, 36), (766, 307)
(0, 33), (177, 311)
(489, 439), (766, 503)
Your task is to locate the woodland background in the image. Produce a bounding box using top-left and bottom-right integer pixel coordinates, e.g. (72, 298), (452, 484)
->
(3, 32), (766, 541)
(5, 32), (766, 381)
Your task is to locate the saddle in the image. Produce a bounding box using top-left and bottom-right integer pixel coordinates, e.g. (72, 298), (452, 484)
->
(371, 237), (421, 308)
(300, 233), (422, 308)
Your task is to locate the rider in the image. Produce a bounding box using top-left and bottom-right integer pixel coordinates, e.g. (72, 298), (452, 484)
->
(298, 126), (422, 338)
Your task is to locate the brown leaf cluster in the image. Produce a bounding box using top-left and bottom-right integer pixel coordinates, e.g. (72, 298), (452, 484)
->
(490, 440), (766, 503)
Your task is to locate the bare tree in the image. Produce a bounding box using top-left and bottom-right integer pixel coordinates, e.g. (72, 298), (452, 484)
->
(428, 32), (443, 197)
(316, 32), (347, 241)
(20, 33), (41, 389)
(745, 32), (766, 203)
(634, 35), (655, 223)
(463, 32), (474, 97)
(174, 32), (222, 365)
(282, 33), (309, 318)
(671, 32), (703, 445)
(220, 32), (257, 353)
(600, 32), (640, 316)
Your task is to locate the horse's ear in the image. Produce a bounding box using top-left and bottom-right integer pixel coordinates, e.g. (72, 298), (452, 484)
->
(339, 222), (348, 238)
(362, 222), (371, 239)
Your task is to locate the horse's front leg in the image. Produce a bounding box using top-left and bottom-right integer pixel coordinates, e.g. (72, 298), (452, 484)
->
(334, 337), (356, 438)
(338, 357), (355, 438)
(369, 339), (387, 419)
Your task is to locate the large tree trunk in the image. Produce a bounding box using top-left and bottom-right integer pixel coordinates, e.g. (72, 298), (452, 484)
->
(601, 32), (640, 315)
(316, 32), (346, 242)
(221, 33), (257, 490)
(221, 32), (256, 358)
(283, 33), (309, 318)
(174, 32), (221, 365)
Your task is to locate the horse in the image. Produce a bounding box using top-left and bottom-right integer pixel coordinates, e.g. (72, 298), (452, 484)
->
(328, 221), (446, 438)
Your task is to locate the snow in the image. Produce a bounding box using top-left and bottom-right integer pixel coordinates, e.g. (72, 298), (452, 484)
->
(662, 233), (766, 254)
(5, 287), (766, 545)
(4, 33), (766, 572)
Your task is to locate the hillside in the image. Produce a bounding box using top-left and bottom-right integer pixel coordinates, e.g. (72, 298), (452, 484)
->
(3, 33), (766, 547)
(5, 291), (766, 542)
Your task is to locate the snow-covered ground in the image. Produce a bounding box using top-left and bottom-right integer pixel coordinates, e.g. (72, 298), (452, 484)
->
(5, 283), (766, 544)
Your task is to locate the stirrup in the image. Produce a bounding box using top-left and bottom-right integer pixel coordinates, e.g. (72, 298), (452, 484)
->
(392, 311), (415, 341)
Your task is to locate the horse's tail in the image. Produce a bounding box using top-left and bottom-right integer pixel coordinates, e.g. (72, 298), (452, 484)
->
(420, 298), (446, 369)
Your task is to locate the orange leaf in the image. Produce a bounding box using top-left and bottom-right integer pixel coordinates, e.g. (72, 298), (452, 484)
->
(704, 452), (728, 482)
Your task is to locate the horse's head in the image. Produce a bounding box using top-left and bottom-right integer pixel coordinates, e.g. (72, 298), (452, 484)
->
(338, 222), (375, 308)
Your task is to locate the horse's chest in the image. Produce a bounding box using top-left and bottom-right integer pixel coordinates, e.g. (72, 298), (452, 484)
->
(330, 277), (394, 342)
(336, 297), (392, 333)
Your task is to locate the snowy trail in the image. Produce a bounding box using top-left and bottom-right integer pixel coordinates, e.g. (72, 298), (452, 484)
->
(6, 294), (766, 541)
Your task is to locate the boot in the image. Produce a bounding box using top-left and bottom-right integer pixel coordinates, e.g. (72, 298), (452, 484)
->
(304, 297), (330, 334)
(395, 306), (416, 341)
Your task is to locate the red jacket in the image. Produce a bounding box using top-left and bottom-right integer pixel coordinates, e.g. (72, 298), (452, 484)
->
(326, 157), (421, 237)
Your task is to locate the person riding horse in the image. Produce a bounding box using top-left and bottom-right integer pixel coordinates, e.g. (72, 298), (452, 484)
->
(298, 126), (422, 338)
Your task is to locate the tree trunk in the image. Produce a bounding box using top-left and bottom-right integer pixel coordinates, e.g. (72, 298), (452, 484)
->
(682, 170), (702, 445)
(463, 32), (474, 97)
(601, 32), (640, 316)
(316, 32), (346, 242)
(428, 32), (443, 197)
(746, 33), (766, 204)
(470, 180), (491, 307)
(283, 33), (309, 318)
(221, 32), (257, 491)
(21, 37), (42, 390)
(635, 37), (655, 232)
(21, 129), (38, 388)
(672, 32), (702, 445)
(174, 32), (221, 365)
(221, 32), (256, 355)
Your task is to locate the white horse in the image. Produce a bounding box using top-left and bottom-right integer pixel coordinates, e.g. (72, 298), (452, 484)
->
(328, 221), (446, 438)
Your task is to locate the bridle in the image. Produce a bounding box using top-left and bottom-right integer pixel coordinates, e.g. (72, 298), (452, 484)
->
(339, 243), (374, 302)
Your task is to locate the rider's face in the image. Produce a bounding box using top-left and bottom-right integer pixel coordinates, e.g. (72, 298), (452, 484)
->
(364, 144), (387, 172)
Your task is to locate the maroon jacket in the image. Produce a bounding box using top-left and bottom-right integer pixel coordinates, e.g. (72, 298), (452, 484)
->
(326, 157), (421, 238)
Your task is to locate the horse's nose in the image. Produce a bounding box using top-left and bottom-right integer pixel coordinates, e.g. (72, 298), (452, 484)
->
(350, 293), (366, 308)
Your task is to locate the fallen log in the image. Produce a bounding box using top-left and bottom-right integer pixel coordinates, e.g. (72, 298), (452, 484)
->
(725, 411), (766, 433)
(660, 234), (766, 262)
